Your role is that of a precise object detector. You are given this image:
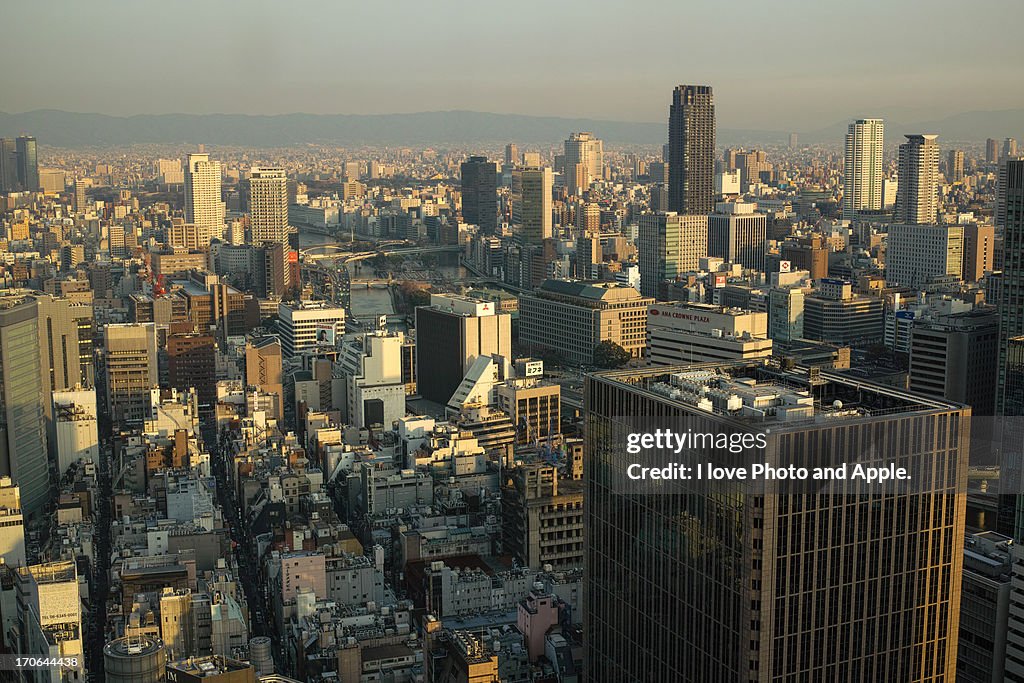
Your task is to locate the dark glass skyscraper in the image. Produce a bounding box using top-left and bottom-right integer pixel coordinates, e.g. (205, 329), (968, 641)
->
(0, 139), (17, 193)
(668, 85), (715, 215)
(460, 155), (498, 234)
(15, 136), (38, 191)
(585, 361), (967, 681)
(997, 160), (1024, 417)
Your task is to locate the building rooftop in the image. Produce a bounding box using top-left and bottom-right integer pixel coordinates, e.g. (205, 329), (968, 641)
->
(167, 655), (253, 677)
(535, 279), (648, 303)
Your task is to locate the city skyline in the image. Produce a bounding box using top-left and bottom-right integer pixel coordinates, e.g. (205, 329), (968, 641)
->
(2, 1), (1024, 133)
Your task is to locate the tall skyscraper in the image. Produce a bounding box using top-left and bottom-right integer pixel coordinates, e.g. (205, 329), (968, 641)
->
(511, 166), (553, 244)
(459, 156), (498, 234)
(895, 134), (940, 225)
(564, 132), (604, 193)
(249, 167), (290, 245)
(0, 139), (16, 192)
(668, 85), (715, 215)
(997, 160), (1024, 416)
(987, 138), (1000, 164)
(585, 361), (968, 681)
(842, 118), (885, 219)
(637, 212), (708, 298)
(14, 137), (38, 191)
(504, 143), (519, 166)
(947, 149), (965, 182)
(0, 294), (50, 519)
(1006, 138), (1019, 160)
(184, 152), (225, 242)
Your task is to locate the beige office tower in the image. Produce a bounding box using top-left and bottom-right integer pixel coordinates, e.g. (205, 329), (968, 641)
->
(948, 149), (964, 183)
(842, 118), (885, 219)
(564, 131), (604, 193)
(245, 337), (284, 422)
(895, 134), (940, 225)
(184, 152), (225, 243)
(637, 212), (708, 298)
(104, 323), (158, 427)
(511, 166), (553, 244)
(585, 361), (968, 681)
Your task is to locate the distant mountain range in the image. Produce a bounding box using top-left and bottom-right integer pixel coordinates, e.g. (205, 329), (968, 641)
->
(0, 108), (1020, 148)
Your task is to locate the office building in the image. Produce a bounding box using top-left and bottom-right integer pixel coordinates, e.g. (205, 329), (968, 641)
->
(51, 388), (98, 478)
(0, 294), (50, 519)
(958, 532), (1011, 683)
(908, 308), (998, 416)
(36, 294), (94, 394)
(564, 132), (604, 193)
(0, 138), (16, 192)
(184, 153), (225, 241)
(948, 149), (964, 182)
(505, 143), (519, 166)
(512, 166), (553, 244)
(415, 294), (512, 405)
(895, 134), (940, 225)
(637, 212), (708, 298)
(707, 201), (768, 271)
(963, 223), (995, 282)
(519, 280), (652, 365)
(460, 156), (498, 233)
(503, 464), (583, 570)
(167, 334), (217, 407)
(987, 138), (1000, 165)
(165, 656), (257, 683)
(585, 361), (968, 681)
(16, 562), (85, 679)
(104, 323), (159, 428)
(646, 302), (772, 365)
(1007, 138), (1019, 160)
(768, 285), (806, 343)
(250, 167), (290, 245)
(0, 477), (25, 567)
(244, 337), (283, 422)
(155, 158), (184, 185)
(337, 332), (407, 429)
(668, 85), (715, 215)
(997, 161), (1024, 416)
(15, 136), (38, 191)
(886, 223), (964, 288)
(802, 279), (884, 346)
(277, 301), (345, 359)
(842, 118), (885, 219)
(495, 378), (561, 445)
(104, 636), (167, 683)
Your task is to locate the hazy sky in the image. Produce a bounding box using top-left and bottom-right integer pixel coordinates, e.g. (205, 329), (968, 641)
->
(4, 0), (1022, 131)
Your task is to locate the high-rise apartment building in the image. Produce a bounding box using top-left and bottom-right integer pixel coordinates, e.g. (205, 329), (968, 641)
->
(184, 153), (225, 242)
(668, 85), (715, 215)
(249, 167), (290, 245)
(895, 134), (940, 225)
(460, 156), (498, 233)
(414, 294), (512, 405)
(585, 361), (968, 681)
(564, 132), (604, 194)
(511, 166), (553, 244)
(885, 223), (964, 288)
(0, 294), (50, 519)
(637, 212), (708, 298)
(103, 323), (158, 428)
(842, 118), (885, 219)
(707, 201), (768, 271)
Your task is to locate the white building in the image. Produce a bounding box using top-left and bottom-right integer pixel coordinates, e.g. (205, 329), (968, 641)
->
(278, 301), (346, 358)
(16, 562), (84, 679)
(184, 153), (225, 242)
(337, 332), (407, 430)
(250, 167), (290, 245)
(895, 134), (940, 225)
(52, 389), (99, 477)
(647, 302), (772, 366)
(0, 477), (25, 567)
(843, 118), (885, 219)
(886, 224), (964, 288)
(707, 201), (767, 272)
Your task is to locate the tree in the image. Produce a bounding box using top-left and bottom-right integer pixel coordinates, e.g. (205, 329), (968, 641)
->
(407, 288), (431, 308)
(593, 340), (631, 369)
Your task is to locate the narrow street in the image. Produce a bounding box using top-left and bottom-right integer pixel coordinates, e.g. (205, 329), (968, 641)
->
(86, 439), (112, 682)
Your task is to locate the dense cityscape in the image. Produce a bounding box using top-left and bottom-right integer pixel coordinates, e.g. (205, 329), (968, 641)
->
(2, 5), (1024, 680)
